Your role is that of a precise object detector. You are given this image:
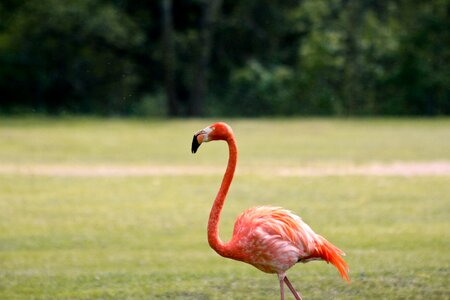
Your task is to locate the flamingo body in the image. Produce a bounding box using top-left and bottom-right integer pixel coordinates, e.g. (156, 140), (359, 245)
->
(225, 206), (349, 282)
(192, 122), (349, 300)
(229, 206), (317, 273)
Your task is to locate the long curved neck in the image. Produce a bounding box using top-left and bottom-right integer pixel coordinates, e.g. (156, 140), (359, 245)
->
(208, 135), (237, 257)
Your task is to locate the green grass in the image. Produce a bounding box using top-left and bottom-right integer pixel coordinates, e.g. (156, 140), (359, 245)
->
(0, 117), (449, 165)
(0, 117), (449, 299)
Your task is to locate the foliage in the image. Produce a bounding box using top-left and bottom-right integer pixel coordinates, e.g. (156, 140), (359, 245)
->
(0, 0), (448, 116)
(0, 0), (145, 114)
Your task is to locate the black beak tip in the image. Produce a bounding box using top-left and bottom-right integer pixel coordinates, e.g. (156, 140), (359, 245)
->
(191, 134), (200, 154)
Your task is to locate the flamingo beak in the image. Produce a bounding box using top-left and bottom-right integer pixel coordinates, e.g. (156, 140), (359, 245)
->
(191, 134), (202, 154)
(192, 126), (213, 154)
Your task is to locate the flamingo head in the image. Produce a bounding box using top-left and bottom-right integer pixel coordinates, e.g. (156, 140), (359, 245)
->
(191, 122), (233, 153)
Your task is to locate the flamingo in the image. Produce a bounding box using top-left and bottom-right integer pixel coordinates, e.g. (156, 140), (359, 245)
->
(191, 122), (349, 300)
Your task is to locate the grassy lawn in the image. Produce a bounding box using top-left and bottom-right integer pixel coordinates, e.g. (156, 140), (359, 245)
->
(0, 117), (449, 165)
(0, 117), (449, 299)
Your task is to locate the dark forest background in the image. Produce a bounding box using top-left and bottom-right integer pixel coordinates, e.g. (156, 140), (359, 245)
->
(0, 0), (448, 116)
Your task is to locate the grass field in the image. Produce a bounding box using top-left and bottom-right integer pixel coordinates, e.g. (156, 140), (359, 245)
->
(0, 117), (449, 299)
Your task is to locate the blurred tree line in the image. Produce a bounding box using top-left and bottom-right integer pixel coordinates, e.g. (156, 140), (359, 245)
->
(0, 0), (448, 116)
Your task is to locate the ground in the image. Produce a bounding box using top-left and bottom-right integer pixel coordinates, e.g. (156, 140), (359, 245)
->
(0, 118), (449, 299)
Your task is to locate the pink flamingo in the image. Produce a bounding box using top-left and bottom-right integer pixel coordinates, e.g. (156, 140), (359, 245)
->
(192, 122), (349, 300)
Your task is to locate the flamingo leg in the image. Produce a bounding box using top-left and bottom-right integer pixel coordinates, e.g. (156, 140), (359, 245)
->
(279, 277), (285, 300)
(277, 274), (285, 300)
(283, 276), (302, 300)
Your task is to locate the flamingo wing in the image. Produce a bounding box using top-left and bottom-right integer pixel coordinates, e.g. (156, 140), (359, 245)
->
(228, 206), (349, 282)
(228, 206), (318, 273)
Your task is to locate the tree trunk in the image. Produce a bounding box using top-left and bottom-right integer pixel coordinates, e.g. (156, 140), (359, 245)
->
(189, 0), (223, 116)
(162, 0), (179, 116)
(342, 0), (364, 115)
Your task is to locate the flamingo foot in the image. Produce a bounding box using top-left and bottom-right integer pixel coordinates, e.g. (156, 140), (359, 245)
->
(284, 276), (302, 300)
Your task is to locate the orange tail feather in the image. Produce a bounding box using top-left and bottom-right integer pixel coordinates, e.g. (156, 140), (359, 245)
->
(315, 236), (350, 283)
